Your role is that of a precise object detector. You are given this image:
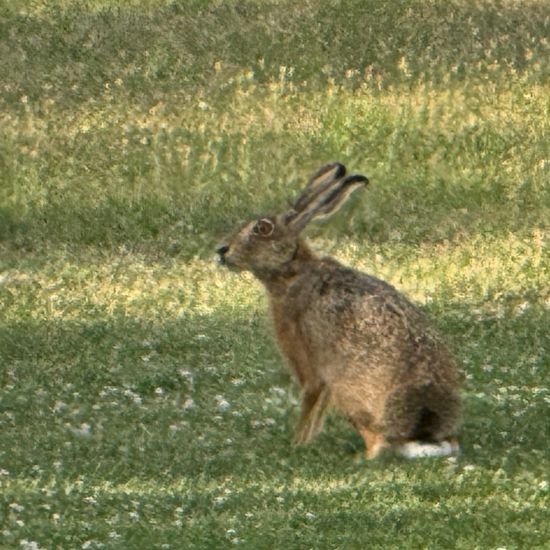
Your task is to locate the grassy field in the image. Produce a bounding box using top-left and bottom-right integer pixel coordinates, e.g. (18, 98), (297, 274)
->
(1, 0), (549, 548)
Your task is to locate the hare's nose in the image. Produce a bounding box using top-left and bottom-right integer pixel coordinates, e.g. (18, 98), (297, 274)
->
(216, 245), (229, 256)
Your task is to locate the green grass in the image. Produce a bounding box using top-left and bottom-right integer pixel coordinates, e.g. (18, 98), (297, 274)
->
(1, 0), (549, 548)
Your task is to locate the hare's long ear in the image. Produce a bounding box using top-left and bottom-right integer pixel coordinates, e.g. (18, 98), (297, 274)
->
(285, 172), (368, 233)
(293, 162), (347, 212)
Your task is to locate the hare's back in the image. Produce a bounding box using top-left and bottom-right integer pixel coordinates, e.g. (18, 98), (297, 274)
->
(294, 262), (452, 375)
(298, 262), (427, 335)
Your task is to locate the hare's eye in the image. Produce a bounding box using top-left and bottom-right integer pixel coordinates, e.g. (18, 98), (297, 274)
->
(253, 218), (275, 237)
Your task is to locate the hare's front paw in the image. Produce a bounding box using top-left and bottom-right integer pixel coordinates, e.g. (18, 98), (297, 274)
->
(292, 418), (319, 446)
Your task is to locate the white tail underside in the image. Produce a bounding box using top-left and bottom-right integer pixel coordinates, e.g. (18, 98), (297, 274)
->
(396, 440), (459, 459)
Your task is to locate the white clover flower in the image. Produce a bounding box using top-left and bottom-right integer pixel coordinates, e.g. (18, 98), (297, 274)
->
(182, 398), (195, 410)
(215, 395), (230, 411)
(71, 423), (92, 437)
(52, 401), (66, 413)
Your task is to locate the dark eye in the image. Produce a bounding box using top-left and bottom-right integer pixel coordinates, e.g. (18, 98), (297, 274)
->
(253, 218), (275, 237)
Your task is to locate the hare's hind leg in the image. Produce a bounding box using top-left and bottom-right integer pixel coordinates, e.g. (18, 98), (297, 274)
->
(348, 412), (389, 459)
(293, 384), (330, 445)
(358, 427), (389, 459)
(383, 385), (461, 458)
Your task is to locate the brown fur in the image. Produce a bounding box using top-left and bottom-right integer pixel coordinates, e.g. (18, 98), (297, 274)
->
(217, 163), (461, 458)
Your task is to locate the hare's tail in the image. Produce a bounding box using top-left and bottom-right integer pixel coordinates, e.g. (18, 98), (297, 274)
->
(395, 438), (459, 458)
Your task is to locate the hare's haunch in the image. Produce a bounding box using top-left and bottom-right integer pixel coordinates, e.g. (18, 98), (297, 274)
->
(217, 163), (461, 459)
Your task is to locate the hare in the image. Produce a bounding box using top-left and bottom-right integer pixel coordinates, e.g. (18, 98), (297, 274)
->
(216, 163), (461, 459)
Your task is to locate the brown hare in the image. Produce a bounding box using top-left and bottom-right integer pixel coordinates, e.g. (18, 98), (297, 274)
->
(216, 163), (461, 459)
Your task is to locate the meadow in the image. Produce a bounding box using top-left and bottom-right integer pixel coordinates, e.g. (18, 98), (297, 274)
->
(0, 0), (549, 548)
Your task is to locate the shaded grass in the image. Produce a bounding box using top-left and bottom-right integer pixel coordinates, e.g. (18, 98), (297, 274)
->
(1, 293), (548, 548)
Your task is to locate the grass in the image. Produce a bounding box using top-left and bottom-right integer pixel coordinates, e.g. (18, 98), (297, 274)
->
(1, 0), (549, 548)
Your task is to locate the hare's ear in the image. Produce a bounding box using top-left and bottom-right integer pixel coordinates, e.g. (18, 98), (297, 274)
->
(285, 173), (368, 233)
(293, 162), (347, 212)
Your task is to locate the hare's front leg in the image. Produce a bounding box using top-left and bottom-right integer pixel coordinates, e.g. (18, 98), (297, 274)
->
(292, 384), (330, 445)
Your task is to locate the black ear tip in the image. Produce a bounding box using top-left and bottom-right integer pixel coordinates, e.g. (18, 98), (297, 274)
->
(333, 162), (346, 178)
(342, 174), (369, 187)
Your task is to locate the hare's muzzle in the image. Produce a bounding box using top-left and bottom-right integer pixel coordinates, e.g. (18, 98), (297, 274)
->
(216, 244), (230, 265)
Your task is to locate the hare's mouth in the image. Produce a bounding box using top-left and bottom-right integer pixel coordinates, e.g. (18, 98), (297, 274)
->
(215, 247), (241, 271)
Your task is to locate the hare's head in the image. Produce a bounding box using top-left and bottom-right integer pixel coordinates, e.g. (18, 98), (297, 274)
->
(216, 163), (368, 279)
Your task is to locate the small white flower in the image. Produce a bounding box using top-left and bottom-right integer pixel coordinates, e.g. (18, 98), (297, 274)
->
(10, 503), (25, 513)
(305, 512), (316, 521)
(52, 401), (66, 413)
(71, 423), (92, 437)
(155, 387), (164, 396)
(215, 395), (230, 411)
(123, 389), (142, 405)
(182, 398), (195, 410)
